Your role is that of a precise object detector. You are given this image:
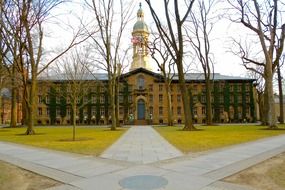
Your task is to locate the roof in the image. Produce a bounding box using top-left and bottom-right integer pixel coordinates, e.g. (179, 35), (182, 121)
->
(38, 73), (109, 81)
(133, 20), (149, 32)
(38, 68), (255, 82)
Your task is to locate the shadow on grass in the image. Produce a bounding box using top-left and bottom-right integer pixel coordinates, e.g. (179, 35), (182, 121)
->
(15, 133), (46, 136)
(0, 130), (10, 132)
(58, 137), (93, 142)
(259, 128), (285, 131)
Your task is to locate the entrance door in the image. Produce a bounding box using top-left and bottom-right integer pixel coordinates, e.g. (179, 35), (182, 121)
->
(137, 99), (145, 120)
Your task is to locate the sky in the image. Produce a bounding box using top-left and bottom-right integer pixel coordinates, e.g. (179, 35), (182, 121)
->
(43, 0), (282, 80)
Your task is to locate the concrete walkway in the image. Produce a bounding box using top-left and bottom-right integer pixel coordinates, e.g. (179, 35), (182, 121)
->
(0, 126), (285, 190)
(100, 126), (183, 164)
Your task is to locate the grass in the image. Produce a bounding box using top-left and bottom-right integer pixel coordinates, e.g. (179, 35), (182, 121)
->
(0, 126), (127, 156)
(154, 124), (285, 153)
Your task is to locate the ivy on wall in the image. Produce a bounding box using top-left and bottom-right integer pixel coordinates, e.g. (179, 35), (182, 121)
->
(189, 89), (194, 117)
(60, 84), (67, 119)
(213, 82), (220, 122)
(224, 82), (230, 113)
(250, 83), (256, 122)
(242, 82), (246, 119)
(48, 86), (57, 125)
(233, 83), (239, 121)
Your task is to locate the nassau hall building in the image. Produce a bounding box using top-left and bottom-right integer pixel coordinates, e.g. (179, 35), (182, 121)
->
(35, 6), (257, 126)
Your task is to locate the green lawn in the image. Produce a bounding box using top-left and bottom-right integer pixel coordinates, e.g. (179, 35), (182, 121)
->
(154, 125), (285, 153)
(0, 126), (127, 156)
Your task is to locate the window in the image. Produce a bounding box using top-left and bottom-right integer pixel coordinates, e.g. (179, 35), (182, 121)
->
(220, 95), (224, 103)
(177, 106), (181, 115)
(46, 95), (50, 104)
(159, 84), (163, 91)
(149, 84), (153, 91)
(100, 86), (105, 93)
(46, 108), (50, 116)
(238, 85), (242, 92)
(177, 95), (181, 102)
(149, 94), (153, 103)
(159, 107), (163, 115)
(91, 107), (96, 116)
(38, 108), (42, 116)
(202, 107), (206, 115)
(220, 107), (224, 114)
(66, 97), (70, 104)
(100, 107), (105, 116)
(230, 85), (234, 92)
(128, 95), (132, 103)
(201, 96), (206, 103)
(92, 96), (96, 104)
(38, 96), (43, 104)
(67, 107), (71, 116)
(119, 107), (124, 115)
(238, 96), (242, 103)
(100, 96), (105, 103)
(149, 106), (153, 114)
(193, 96), (198, 103)
(246, 84), (250, 91)
(193, 107), (197, 115)
(193, 85), (198, 91)
(171, 95), (173, 102)
(128, 85), (133, 92)
(84, 96), (88, 104)
(159, 94), (163, 103)
(56, 108), (60, 117)
(137, 75), (145, 89)
(230, 95), (234, 103)
(119, 95), (124, 103)
(246, 94), (250, 103)
(56, 97), (60, 104)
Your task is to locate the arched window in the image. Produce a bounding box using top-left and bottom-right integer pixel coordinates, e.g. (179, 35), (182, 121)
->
(137, 75), (145, 89)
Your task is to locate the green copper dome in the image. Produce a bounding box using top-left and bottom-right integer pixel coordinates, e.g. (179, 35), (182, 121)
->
(133, 3), (149, 33)
(133, 20), (149, 32)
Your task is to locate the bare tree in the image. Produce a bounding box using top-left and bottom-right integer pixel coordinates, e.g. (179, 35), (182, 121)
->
(186, 0), (217, 125)
(85, 0), (134, 130)
(54, 47), (93, 141)
(0, 0), (91, 134)
(145, 0), (196, 130)
(148, 34), (175, 126)
(277, 54), (284, 123)
(228, 0), (285, 128)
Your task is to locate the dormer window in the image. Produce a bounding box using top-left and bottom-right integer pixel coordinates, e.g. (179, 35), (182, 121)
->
(137, 75), (145, 89)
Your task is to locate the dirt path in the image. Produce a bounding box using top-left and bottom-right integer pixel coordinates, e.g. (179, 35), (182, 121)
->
(224, 152), (285, 190)
(0, 161), (61, 190)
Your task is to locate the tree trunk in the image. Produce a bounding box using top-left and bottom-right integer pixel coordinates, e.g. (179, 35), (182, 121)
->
(0, 94), (2, 125)
(115, 79), (120, 128)
(165, 82), (173, 126)
(277, 64), (284, 124)
(264, 64), (277, 128)
(25, 77), (36, 135)
(205, 78), (212, 125)
(10, 65), (17, 127)
(176, 58), (195, 131)
(72, 102), (76, 141)
(110, 80), (116, 130)
(10, 86), (17, 127)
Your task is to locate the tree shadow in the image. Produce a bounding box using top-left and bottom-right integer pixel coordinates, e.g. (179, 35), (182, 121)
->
(15, 133), (46, 136)
(58, 137), (93, 142)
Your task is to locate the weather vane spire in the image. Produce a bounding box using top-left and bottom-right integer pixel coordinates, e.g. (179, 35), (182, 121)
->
(139, 2), (142, 9)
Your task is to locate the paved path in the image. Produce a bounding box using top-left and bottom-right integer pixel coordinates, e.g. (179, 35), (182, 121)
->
(100, 126), (183, 163)
(0, 126), (285, 190)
